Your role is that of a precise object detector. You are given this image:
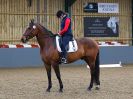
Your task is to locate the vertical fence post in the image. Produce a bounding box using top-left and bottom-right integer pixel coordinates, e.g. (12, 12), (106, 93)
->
(65, 0), (77, 17)
(65, 0), (71, 16)
(37, 0), (40, 23)
(44, 0), (47, 27)
(131, 0), (133, 46)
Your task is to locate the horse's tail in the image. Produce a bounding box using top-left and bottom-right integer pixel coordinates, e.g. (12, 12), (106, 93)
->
(94, 51), (100, 85)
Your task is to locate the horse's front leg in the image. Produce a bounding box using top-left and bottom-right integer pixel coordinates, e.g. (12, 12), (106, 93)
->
(52, 63), (63, 92)
(45, 64), (52, 92)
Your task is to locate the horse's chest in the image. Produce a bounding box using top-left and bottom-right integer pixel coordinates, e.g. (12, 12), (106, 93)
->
(40, 49), (52, 63)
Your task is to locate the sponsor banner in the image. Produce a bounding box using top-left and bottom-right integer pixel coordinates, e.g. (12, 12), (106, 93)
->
(98, 3), (119, 13)
(84, 3), (119, 13)
(84, 17), (119, 37)
(83, 3), (98, 13)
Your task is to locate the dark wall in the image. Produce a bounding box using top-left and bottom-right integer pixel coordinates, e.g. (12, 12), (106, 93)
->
(0, 46), (133, 68)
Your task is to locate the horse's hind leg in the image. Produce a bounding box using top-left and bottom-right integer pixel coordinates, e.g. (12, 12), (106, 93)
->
(84, 58), (95, 91)
(94, 70), (100, 90)
(88, 64), (95, 91)
(94, 52), (100, 90)
(52, 63), (63, 92)
(45, 64), (52, 92)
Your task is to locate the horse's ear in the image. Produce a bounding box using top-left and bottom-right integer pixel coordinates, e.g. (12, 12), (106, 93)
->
(29, 19), (35, 27)
(31, 19), (34, 24)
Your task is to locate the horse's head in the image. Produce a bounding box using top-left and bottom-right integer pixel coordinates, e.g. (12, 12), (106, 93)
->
(21, 20), (56, 43)
(21, 20), (39, 43)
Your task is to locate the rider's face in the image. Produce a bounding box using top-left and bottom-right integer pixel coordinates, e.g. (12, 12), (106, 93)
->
(60, 14), (64, 19)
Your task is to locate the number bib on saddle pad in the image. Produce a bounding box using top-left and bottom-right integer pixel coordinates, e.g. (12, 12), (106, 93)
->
(56, 36), (78, 52)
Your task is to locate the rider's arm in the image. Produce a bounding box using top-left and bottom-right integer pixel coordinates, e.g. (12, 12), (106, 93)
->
(59, 18), (70, 35)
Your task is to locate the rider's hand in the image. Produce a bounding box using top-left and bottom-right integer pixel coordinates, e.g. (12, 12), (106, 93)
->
(57, 33), (61, 36)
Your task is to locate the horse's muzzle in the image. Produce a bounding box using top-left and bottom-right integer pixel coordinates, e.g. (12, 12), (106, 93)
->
(21, 36), (28, 43)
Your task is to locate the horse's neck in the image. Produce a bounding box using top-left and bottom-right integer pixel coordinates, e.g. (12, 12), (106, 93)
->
(36, 25), (54, 49)
(36, 35), (54, 49)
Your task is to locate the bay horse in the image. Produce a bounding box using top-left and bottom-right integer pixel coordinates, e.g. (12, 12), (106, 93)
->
(21, 20), (100, 92)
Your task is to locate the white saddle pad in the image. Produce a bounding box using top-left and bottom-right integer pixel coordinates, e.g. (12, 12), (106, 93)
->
(56, 36), (78, 52)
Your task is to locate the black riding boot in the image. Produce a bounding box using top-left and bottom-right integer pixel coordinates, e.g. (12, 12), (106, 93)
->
(60, 52), (67, 64)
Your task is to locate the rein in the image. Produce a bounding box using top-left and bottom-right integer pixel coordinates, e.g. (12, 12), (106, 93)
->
(23, 28), (35, 39)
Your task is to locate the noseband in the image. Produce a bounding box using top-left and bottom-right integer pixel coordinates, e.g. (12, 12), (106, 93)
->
(23, 28), (35, 40)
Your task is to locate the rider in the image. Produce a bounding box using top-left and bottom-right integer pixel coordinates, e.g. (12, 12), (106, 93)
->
(56, 10), (73, 64)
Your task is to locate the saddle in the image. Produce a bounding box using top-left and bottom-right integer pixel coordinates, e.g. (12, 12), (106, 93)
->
(56, 36), (78, 52)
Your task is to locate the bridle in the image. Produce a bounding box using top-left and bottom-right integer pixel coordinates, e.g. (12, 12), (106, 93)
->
(23, 27), (36, 40)
(23, 23), (56, 42)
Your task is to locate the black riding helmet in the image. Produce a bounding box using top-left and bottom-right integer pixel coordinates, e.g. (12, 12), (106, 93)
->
(56, 10), (65, 18)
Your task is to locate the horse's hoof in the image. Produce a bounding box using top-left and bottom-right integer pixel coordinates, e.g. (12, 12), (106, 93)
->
(87, 88), (91, 91)
(95, 85), (100, 90)
(59, 89), (63, 93)
(46, 89), (50, 92)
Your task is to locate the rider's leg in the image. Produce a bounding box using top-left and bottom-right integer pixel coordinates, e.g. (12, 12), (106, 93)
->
(60, 44), (67, 63)
(61, 36), (70, 63)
